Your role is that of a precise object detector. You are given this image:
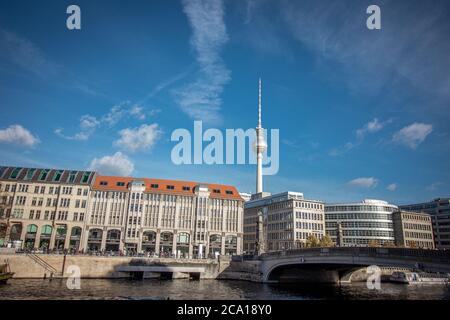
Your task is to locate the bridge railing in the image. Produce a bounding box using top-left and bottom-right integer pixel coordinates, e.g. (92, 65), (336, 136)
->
(259, 247), (450, 262)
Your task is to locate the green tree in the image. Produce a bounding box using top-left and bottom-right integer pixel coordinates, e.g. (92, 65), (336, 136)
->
(319, 234), (334, 247)
(306, 234), (320, 248)
(368, 240), (380, 247)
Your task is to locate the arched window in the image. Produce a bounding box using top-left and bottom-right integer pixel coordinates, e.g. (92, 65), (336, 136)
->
(26, 224), (38, 234)
(71, 227), (82, 237)
(177, 233), (190, 244)
(143, 231), (156, 242)
(161, 232), (173, 243)
(41, 225), (53, 235)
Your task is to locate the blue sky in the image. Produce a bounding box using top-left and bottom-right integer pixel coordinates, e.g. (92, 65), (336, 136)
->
(0, 0), (449, 205)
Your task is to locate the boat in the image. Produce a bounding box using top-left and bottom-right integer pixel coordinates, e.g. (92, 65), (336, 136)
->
(390, 271), (449, 285)
(0, 262), (14, 284)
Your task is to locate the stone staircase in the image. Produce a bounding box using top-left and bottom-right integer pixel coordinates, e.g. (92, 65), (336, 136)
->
(26, 253), (63, 277)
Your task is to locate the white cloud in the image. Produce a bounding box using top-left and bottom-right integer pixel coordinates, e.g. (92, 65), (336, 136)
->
(392, 123), (433, 149)
(129, 105), (146, 120)
(0, 29), (58, 78)
(88, 152), (134, 176)
(114, 124), (162, 152)
(280, 1), (450, 105)
(347, 177), (378, 189)
(329, 142), (354, 157)
(0, 124), (40, 147)
(330, 118), (390, 156)
(356, 118), (387, 140)
(175, 0), (230, 124)
(55, 102), (154, 141)
(387, 183), (398, 191)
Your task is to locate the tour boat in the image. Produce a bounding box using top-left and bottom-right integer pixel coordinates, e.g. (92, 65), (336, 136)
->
(390, 271), (449, 285)
(0, 263), (14, 284)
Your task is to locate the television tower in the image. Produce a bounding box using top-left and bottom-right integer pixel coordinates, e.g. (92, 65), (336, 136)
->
(255, 78), (267, 194)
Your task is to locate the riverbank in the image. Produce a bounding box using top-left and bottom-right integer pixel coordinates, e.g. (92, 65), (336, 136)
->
(0, 253), (229, 279)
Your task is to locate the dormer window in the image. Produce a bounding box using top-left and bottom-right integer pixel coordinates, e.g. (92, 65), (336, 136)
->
(166, 185), (175, 190)
(10, 167), (22, 179)
(213, 189), (221, 194)
(151, 184), (159, 188)
(53, 170), (63, 182)
(100, 181), (108, 186)
(38, 169), (50, 181)
(225, 190), (233, 195)
(116, 182), (125, 187)
(182, 186), (191, 191)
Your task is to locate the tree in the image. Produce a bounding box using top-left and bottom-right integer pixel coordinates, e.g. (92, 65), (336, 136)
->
(408, 241), (418, 248)
(306, 234), (320, 248)
(319, 234), (334, 247)
(383, 241), (395, 248)
(368, 240), (380, 247)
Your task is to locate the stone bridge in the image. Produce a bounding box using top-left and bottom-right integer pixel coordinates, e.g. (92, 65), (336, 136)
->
(231, 247), (450, 283)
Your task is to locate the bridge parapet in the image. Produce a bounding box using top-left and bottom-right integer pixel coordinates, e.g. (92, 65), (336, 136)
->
(260, 247), (450, 263)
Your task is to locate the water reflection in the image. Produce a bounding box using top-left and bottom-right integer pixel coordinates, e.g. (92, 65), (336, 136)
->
(0, 279), (449, 300)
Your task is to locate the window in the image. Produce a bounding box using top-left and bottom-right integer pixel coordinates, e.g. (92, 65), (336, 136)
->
(53, 170), (63, 182)
(100, 181), (108, 186)
(77, 188), (82, 196)
(10, 168), (22, 179)
(213, 189), (220, 194)
(151, 184), (159, 188)
(166, 185), (174, 190)
(225, 190), (233, 195)
(68, 171), (77, 183)
(116, 182), (125, 187)
(182, 186), (191, 191)
(38, 169), (50, 181)
(25, 168), (36, 180)
(81, 172), (91, 183)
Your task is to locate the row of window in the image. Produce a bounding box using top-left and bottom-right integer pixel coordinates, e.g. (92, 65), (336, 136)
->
(295, 211), (323, 221)
(404, 231), (433, 240)
(326, 213), (392, 221)
(325, 205), (397, 213)
(295, 221), (324, 231)
(1, 183), (88, 196)
(403, 222), (432, 231)
(325, 221), (393, 229)
(98, 181), (234, 195)
(4, 167), (91, 183)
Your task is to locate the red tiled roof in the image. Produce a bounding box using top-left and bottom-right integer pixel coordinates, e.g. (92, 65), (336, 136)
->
(92, 175), (243, 201)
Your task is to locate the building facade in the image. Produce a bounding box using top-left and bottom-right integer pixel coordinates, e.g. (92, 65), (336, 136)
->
(0, 166), (244, 257)
(0, 166), (94, 251)
(243, 191), (325, 253)
(392, 210), (434, 249)
(399, 198), (450, 249)
(325, 199), (397, 247)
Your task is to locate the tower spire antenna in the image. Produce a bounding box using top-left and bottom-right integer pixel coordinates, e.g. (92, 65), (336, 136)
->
(258, 78), (262, 128)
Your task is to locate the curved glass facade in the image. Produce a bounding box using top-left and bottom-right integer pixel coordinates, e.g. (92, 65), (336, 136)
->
(325, 199), (397, 246)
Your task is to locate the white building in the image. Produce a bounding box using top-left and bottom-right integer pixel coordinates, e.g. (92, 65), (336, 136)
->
(244, 191), (325, 253)
(325, 199), (397, 247)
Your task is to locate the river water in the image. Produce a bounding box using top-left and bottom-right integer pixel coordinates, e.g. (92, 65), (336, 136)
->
(1, 279), (449, 300)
